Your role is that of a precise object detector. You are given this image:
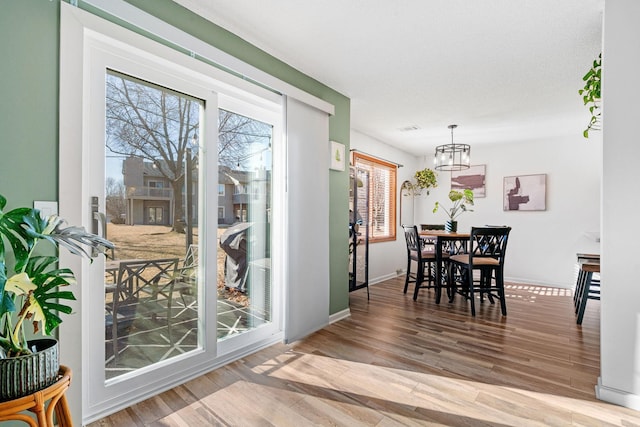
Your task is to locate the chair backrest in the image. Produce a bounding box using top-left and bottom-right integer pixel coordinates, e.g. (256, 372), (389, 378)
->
(469, 226), (511, 266)
(420, 224), (445, 231)
(179, 245), (199, 283)
(184, 244), (199, 268)
(115, 258), (179, 304)
(402, 224), (422, 257)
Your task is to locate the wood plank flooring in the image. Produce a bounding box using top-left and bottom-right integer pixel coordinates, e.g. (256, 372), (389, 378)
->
(89, 278), (640, 426)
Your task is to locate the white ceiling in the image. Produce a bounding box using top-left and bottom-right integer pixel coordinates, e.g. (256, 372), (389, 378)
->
(174, 0), (603, 155)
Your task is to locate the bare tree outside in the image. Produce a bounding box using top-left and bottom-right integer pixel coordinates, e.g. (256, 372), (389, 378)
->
(105, 71), (271, 230)
(106, 71), (199, 230)
(218, 109), (272, 171)
(105, 177), (126, 223)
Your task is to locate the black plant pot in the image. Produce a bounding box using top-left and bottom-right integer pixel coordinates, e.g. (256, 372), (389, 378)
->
(445, 220), (458, 233)
(0, 338), (59, 401)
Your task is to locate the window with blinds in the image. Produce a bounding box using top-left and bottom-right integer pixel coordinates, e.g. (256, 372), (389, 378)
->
(353, 152), (397, 242)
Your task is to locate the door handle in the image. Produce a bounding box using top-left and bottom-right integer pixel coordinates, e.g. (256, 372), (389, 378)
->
(91, 196), (109, 257)
(91, 196), (100, 235)
(93, 211), (107, 239)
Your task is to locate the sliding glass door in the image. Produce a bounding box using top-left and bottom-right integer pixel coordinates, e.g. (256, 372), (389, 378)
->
(103, 70), (204, 380)
(101, 76), (280, 381)
(59, 17), (283, 419)
(216, 108), (274, 341)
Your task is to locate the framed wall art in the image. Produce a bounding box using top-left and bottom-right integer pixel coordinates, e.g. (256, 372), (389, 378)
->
(329, 140), (345, 171)
(451, 164), (486, 198)
(503, 174), (546, 211)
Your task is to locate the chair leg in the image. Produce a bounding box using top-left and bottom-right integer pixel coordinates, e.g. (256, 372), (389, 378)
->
(496, 268), (507, 316)
(576, 271), (593, 325)
(413, 261), (425, 301)
(447, 262), (457, 303)
(574, 270), (587, 314)
(427, 262), (434, 286)
(433, 261), (442, 304)
(112, 311), (119, 365)
(404, 258), (411, 294)
(467, 267), (476, 316)
(483, 270), (495, 304)
(167, 284), (175, 346)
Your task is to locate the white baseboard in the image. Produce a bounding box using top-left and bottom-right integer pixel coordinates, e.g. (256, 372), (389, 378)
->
(596, 377), (640, 411)
(369, 271), (402, 285)
(329, 308), (351, 324)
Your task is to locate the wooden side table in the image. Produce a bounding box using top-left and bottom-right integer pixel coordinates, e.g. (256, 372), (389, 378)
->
(0, 365), (72, 426)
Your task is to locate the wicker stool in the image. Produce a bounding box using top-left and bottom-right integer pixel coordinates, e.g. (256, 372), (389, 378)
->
(0, 365), (72, 426)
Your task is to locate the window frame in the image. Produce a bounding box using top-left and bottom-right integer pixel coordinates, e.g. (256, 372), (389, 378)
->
(352, 152), (397, 243)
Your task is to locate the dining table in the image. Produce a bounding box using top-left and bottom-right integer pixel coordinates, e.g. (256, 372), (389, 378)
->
(419, 229), (470, 303)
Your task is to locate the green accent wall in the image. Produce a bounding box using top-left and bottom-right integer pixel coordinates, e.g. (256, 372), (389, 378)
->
(0, 0), (60, 208)
(0, 0), (350, 315)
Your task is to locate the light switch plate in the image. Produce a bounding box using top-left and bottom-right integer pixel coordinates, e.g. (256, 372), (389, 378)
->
(34, 201), (58, 218)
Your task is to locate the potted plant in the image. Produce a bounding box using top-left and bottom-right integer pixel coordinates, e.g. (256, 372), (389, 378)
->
(0, 193), (113, 400)
(578, 53), (601, 138)
(433, 189), (474, 232)
(402, 168), (438, 196)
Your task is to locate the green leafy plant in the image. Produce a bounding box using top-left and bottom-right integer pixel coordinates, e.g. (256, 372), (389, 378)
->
(403, 168), (438, 196)
(433, 189), (474, 221)
(0, 194), (114, 357)
(579, 53), (602, 138)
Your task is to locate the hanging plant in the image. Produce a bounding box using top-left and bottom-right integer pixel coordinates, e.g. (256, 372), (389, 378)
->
(403, 168), (438, 196)
(578, 53), (601, 138)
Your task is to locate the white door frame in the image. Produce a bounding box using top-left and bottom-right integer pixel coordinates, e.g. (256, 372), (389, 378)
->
(59, 5), (284, 423)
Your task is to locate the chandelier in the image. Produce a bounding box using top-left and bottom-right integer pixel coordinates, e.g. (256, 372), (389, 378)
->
(434, 124), (471, 171)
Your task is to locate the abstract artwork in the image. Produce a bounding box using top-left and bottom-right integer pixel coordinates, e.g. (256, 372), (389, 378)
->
(503, 174), (546, 211)
(451, 164), (486, 198)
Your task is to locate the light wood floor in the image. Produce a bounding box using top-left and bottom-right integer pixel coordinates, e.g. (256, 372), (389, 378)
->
(90, 277), (640, 426)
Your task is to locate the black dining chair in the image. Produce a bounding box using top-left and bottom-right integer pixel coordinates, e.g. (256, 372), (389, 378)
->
(574, 253), (600, 325)
(402, 225), (441, 301)
(449, 226), (512, 316)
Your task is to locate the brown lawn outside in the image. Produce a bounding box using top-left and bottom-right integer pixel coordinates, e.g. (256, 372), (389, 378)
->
(105, 223), (247, 305)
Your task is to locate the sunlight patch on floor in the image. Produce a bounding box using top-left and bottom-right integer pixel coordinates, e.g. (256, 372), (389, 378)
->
(239, 352), (632, 426)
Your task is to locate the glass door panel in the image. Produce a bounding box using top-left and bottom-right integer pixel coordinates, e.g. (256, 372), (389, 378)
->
(217, 109), (273, 340)
(104, 70), (202, 380)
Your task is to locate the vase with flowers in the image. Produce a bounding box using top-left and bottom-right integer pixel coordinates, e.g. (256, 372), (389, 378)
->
(433, 189), (474, 232)
(0, 193), (113, 399)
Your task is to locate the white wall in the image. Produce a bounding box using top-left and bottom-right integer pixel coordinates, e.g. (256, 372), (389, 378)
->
(418, 135), (601, 288)
(597, 0), (640, 410)
(353, 129), (601, 290)
(350, 130), (419, 284)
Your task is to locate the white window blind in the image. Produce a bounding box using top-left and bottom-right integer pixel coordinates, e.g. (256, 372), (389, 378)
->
(353, 152), (397, 242)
